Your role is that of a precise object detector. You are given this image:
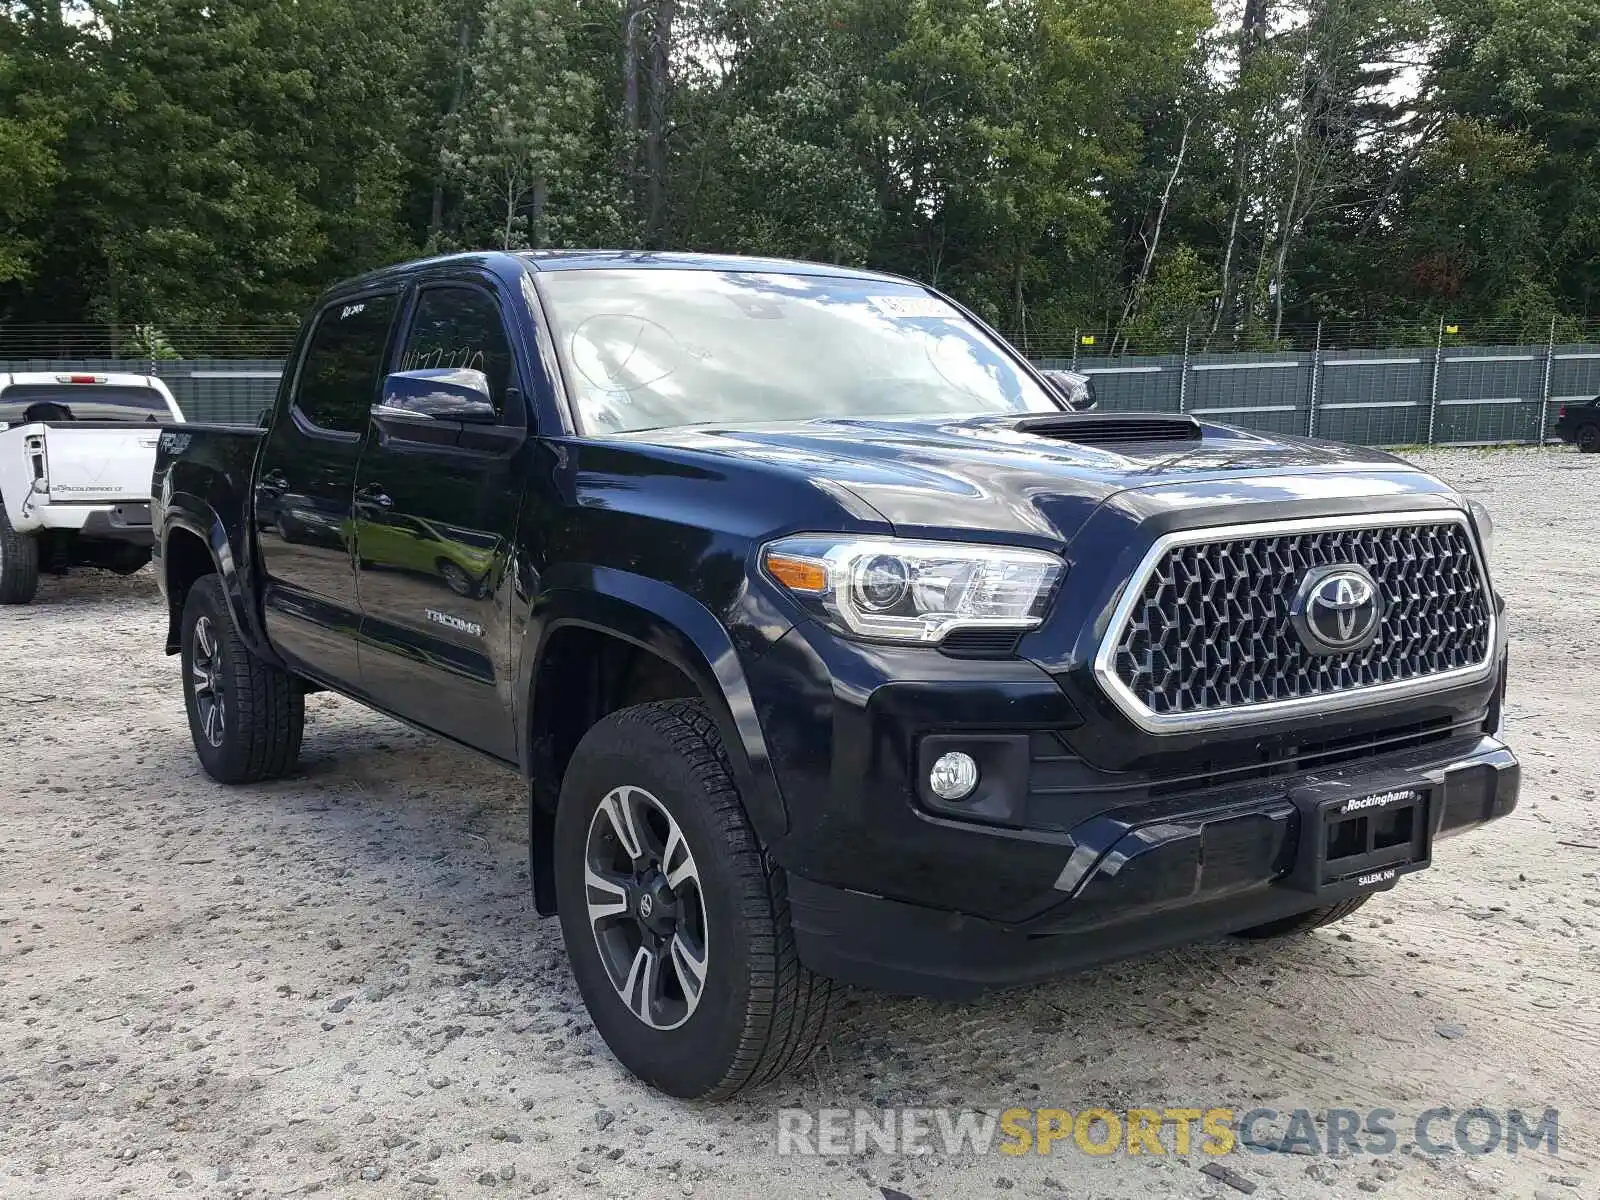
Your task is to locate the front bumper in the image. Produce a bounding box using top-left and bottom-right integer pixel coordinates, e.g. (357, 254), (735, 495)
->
(788, 733), (1518, 999)
(746, 601), (1516, 999)
(745, 490), (1518, 999)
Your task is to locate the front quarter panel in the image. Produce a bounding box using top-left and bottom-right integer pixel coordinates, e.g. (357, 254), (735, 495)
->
(515, 436), (889, 842)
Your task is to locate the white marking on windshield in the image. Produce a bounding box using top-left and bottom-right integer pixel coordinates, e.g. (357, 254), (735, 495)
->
(867, 295), (957, 320)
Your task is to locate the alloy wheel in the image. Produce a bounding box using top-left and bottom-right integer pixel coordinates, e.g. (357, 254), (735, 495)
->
(583, 784), (710, 1031)
(191, 615), (226, 748)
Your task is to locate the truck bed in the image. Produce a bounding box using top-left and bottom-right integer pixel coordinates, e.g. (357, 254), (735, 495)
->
(1, 421), (169, 534)
(151, 422), (266, 561)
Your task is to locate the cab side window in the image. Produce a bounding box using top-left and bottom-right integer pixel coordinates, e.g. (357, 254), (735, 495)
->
(294, 295), (398, 434)
(401, 287), (515, 417)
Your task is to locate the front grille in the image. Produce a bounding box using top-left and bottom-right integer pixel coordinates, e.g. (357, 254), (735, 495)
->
(1101, 515), (1493, 728)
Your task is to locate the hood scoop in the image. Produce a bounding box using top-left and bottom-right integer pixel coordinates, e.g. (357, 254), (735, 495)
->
(1013, 412), (1203, 445)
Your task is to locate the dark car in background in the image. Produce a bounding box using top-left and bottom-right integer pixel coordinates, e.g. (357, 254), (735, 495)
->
(1554, 397), (1600, 452)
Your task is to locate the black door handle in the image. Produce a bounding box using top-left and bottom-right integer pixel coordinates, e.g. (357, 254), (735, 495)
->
(357, 485), (393, 509)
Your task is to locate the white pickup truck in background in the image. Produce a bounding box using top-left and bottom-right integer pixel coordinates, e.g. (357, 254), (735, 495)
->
(0, 372), (185, 604)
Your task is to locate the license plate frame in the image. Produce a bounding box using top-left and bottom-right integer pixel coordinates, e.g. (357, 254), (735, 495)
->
(1287, 780), (1434, 895)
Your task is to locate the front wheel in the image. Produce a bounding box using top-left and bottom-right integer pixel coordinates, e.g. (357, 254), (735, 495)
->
(1576, 422), (1600, 453)
(553, 700), (832, 1099)
(181, 575), (304, 783)
(0, 505), (40, 605)
(437, 558), (477, 598)
(1234, 895), (1371, 939)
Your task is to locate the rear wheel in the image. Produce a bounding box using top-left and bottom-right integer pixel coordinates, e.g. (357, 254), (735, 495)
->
(181, 575), (304, 783)
(1234, 895), (1371, 940)
(553, 700), (832, 1099)
(0, 505), (40, 605)
(1576, 422), (1600, 453)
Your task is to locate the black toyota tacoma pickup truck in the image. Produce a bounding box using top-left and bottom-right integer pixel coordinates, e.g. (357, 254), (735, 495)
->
(152, 250), (1518, 1099)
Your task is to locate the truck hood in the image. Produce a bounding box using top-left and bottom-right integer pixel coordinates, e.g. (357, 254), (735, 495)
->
(628, 414), (1438, 544)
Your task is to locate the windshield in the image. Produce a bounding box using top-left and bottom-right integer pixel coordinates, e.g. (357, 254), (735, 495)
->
(536, 269), (1061, 434)
(0, 383), (171, 425)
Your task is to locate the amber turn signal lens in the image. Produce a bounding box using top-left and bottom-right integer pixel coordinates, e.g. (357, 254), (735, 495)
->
(764, 552), (829, 594)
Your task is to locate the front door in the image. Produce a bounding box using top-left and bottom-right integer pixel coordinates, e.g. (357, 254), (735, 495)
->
(353, 282), (527, 761)
(256, 293), (398, 686)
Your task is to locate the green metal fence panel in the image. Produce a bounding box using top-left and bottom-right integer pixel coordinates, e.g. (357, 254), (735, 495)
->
(8, 340), (1599, 446)
(1183, 351), (1310, 437)
(1433, 347), (1545, 445)
(1316, 351), (1432, 446)
(154, 359), (283, 425)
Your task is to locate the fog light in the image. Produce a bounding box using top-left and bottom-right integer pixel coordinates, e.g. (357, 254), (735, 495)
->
(929, 751), (980, 801)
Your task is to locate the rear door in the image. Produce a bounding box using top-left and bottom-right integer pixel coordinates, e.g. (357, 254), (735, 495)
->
(353, 281), (527, 760)
(256, 293), (399, 686)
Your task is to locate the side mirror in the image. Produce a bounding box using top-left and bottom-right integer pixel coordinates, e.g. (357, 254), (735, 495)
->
(374, 368), (497, 425)
(1040, 369), (1098, 412)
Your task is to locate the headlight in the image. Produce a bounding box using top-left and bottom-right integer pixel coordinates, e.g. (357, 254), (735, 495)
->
(762, 535), (1064, 643)
(1467, 500), (1494, 562)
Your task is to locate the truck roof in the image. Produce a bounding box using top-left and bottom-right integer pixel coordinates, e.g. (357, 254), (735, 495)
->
(2, 371), (166, 390)
(320, 250), (915, 302)
(519, 250), (908, 284)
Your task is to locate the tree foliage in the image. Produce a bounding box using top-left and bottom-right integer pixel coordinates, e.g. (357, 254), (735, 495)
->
(1, 0), (1596, 346)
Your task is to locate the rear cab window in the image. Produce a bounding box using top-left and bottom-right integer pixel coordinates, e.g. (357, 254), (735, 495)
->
(292, 295), (399, 435)
(0, 382), (174, 427)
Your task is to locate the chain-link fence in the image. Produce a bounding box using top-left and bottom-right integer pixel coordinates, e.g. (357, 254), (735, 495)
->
(4, 320), (1598, 445)
(1000, 315), (1600, 358)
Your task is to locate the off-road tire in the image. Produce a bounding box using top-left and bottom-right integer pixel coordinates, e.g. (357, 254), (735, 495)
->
(1576, 422), (1600, 453)
(553, 699), (832, 1099)
(1234, 895), (1371, 939)
(181, 574), (304, 783)
(0, 504), (40, 605)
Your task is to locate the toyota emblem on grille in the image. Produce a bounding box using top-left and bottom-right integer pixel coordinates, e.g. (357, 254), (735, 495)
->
(1292, 564), (1383, 654)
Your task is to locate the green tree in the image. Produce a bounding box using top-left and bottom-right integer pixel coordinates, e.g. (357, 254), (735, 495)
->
(1422, 0), (1600, 321)
(3, 0), (1597, 342)
(441, 0), (602, 250)
(0, 46), (63, 284)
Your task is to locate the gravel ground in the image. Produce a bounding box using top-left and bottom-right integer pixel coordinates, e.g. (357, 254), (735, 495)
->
(2, 447), (1598, 1200)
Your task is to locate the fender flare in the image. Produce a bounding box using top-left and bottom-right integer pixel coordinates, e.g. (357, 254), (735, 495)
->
(517, 566), (790, 847)
(161, 499), (280, 665)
